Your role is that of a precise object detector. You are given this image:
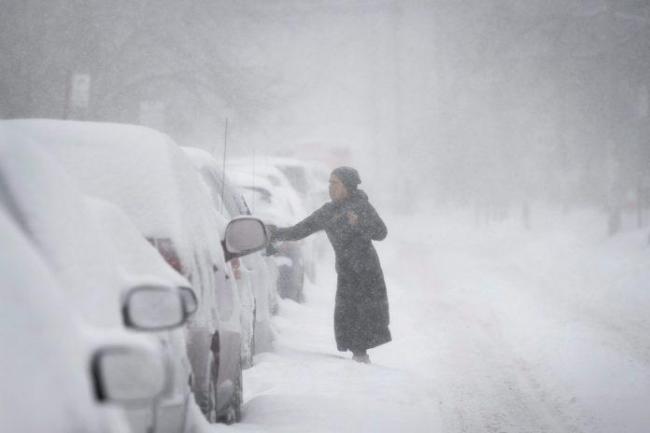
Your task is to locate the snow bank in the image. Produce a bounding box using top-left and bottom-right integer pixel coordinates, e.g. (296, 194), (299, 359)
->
(231, 269), (441, 433)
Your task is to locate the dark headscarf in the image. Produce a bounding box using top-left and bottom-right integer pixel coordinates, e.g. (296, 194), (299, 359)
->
(331, 166), (361, 192)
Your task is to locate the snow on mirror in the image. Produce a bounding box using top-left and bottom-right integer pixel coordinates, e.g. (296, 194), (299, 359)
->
(224, 216), (268, 257)
(123, 285), (185, 331)
(93, 346), (166, 405)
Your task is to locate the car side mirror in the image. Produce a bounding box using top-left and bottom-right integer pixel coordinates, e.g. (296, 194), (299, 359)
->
(122, 285), (186, 331)
(92, 345), (167, 406)
(222, 216), (269, 261)
(179, 286), (198, 317)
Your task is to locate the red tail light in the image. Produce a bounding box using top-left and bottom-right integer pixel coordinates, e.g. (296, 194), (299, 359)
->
(230, 257), (242, 280)
(147, 237), (184, 275)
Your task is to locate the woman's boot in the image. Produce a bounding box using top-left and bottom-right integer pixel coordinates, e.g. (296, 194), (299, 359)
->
(352, 350), (371, 364)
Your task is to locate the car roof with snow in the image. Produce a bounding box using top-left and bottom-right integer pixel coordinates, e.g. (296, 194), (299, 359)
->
(229, 156), (329, 186)
(261, 157), (331, 198)
(0, 119), (225, 274)
(227, 158), (301, 191)
(223, 171), (296, 225)
(226, 168), (277, 192)
(259, 156), (327, 171)
(227, 162), (307, 215)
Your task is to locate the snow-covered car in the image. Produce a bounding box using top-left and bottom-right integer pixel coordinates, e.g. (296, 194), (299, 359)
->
(265, 157), (330, 212)
(0, 207), (174, 433)
(86, 199), (199, 433)
(182, 147), (278, 366)
(0, 136), (199, 432)
(227, 165), (307, 302)
(228, 158), (308, 218)
(228, 157), (327, 283)
(0, 132), (184, 433)
(2, 119), (268, 424)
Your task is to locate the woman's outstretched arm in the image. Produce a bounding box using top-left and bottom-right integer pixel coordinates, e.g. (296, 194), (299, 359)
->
(271, 204), (331, 242)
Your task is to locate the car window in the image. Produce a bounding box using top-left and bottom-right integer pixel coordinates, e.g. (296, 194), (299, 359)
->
(234, 193), (252, 216)
(222, 180), (249, 217)
(278, 166), (308, 196)
(198, 168), (229, 217)
(241, 186), (276, 216)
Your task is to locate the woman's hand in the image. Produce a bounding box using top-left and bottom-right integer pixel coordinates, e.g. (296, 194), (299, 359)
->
(265, 224), (278, 239)
(347, 211), (359, 225)
(264, 224), (279, 255)
(266, 224), (278, 238)
(266, 223), (283, 244)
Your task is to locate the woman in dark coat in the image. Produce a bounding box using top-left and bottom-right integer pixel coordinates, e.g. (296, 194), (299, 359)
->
(268, 166), (390, 363)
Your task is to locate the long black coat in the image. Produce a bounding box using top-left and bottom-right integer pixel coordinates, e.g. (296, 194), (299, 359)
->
(273, 189), (391, 352)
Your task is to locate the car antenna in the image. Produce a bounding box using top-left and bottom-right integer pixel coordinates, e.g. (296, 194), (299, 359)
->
(220, 118), (229, 214)
(249, 144), (255, 213)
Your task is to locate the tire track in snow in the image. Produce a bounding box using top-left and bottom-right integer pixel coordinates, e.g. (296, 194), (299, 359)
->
(433, 299), (587, 433)
(391, 237), (590, 433)
(500, 261), (650, 367)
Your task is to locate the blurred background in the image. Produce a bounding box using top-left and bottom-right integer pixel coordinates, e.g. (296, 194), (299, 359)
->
(2, 0), (649, 227)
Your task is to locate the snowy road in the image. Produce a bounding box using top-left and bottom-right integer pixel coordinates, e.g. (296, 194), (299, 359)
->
(223, 210), (650, 433)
